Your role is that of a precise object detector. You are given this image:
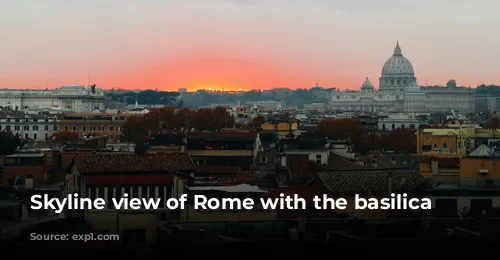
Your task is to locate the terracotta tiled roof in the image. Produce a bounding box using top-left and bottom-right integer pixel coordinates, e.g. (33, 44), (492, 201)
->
(234, 172), (262, 183)
(317, 170), (425, 194)
(328, 153), (370, 170)
(75, 153), (195, 174)
(266, 187), (317, 205)
(196, 165), (241, 175)
(188, 132), (257, 137)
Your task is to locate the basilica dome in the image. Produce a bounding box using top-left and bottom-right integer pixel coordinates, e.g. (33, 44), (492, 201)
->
(361, 77), (374, 91)
(381, 42), (414, 76)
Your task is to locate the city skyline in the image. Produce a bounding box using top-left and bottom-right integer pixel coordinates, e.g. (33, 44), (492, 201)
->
(1, 0), (499, 91)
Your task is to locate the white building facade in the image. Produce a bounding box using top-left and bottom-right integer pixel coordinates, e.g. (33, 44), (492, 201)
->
(330, 42), (475, 113)
(0, 84), (105, 113)
(0, 112), (60, 141)
(377, 113), (424, 132)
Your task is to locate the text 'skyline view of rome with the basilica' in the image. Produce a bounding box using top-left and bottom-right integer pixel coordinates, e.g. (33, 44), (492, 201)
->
(1, 0), (500, 254)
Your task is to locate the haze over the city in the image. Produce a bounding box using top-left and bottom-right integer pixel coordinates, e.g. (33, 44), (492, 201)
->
(1, 0), (499, 91)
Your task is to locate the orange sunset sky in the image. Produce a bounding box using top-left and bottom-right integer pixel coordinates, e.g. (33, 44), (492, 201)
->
(1, 0), (499, 91)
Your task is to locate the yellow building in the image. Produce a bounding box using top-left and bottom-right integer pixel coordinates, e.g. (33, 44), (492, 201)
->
(261, 122), (298, 138)
(425, 144), (500, 217)
(417, 125), (500, 176)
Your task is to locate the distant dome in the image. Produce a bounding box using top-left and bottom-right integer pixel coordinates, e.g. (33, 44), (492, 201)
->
(361, 77), (374, 91)
(381, 42), (414, 76)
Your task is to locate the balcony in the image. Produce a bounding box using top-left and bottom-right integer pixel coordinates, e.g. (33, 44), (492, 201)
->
(426, 177), (500, 190)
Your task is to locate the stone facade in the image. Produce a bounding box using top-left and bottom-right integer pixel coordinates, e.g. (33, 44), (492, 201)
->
(330, 42), (476, 113)
(0, 84), (105, 113)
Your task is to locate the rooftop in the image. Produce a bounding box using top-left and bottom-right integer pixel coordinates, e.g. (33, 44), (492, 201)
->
(188, 184), (267, 193)
(5, 153), (44, 158)
(74, 153), (195, 174)
(316, 170), (425, 194)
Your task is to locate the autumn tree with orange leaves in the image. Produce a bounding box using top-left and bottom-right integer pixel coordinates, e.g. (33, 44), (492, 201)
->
(378, 128), (417, 154)
(122, 106), (235, 142)
(314, 118), (417, 154)
(251, 115), (266, 128)
(315, 118), (366, 141)
(314, 118), (368, 152)
(481, 116), (500, 130)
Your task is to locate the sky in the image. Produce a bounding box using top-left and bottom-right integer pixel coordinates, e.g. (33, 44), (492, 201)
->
(1, 0), (499, 91)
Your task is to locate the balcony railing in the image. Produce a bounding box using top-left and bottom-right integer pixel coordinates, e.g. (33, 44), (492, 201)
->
(426, 177), (500, 189)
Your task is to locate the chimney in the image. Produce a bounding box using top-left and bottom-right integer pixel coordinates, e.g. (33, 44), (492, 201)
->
(387, 172), (393, 194)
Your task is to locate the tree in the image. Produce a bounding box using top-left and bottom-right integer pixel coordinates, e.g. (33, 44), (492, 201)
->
(251, 115), (266, 128)
(482, 116), (500, 130)
(0, 131), (22, 155)
(121, 106), (235, 142)
(173, 107), (192, 130)
(379, 128), (417, 154)
(122, 116), (150, 142)
(146, 106), (176, 133)
(191, 107), (235, 131)
(315, 118), (366, 141)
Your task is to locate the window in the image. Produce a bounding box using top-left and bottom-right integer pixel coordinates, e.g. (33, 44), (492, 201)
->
(433, 143), (438, 149)
(316, 154), (322, 164)
(391, 124), (395, 130)
(14, 125), (20, 131)
(109, 127), (114, 131)
(72, 126), (76, 131)
(53, 125), (58, 131)
(44, 125), (49, 131)
(401, 124), (405, 129)
(83, 127), (86, 131)
(123, 229), (146, 244)
(64, 127), (68, 131)
(33, 126), (38, 131)
(34, 134), (37, 140)
(443, 143), (448, 149)
(24, 125), (29, 131)
(259, 157), (268, 164)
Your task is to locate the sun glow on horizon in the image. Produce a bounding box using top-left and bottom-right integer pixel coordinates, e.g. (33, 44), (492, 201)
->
(188, 84), (245, 92)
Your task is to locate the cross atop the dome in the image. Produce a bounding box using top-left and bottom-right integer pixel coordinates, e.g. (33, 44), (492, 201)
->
(394, 41), (402, 55)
